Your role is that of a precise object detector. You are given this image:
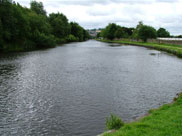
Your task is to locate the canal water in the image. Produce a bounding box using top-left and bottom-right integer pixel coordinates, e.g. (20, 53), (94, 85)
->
(0, 40), (182, 136)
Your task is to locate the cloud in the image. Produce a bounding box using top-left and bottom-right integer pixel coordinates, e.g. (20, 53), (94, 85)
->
(15, 0), (182, 35)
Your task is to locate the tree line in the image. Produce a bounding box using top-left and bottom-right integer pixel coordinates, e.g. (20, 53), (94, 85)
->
(0, 0), (90, 52)
(99, 21), (171, 42)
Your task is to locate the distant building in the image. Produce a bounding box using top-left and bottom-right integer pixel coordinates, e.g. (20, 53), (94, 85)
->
(96, 30), (101, 33)
(157, 38), (182, 41)
(156, 38), (182, 46)
(87, 29), (102, 37)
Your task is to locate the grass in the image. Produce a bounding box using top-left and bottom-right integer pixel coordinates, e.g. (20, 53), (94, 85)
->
(98, 39), (182, 58)
(103, 93), (182, 136)
(106, 114), (124, 130)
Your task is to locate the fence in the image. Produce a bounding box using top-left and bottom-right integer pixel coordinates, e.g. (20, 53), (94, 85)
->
(130, 38), (182, 46)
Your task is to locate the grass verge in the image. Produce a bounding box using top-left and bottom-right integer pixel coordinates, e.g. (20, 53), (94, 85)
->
(98, 39), (182, 58)
(103, 93), (182, 136)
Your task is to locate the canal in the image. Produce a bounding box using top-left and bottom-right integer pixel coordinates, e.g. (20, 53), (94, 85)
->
(0, 40), (182, 136)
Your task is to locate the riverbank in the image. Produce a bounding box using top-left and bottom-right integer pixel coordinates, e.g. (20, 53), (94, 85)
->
(98, 39), (182, 58)
(101, 93), (182, 136)
(0, 44), (43, 53)
(0, 40), (85, 53)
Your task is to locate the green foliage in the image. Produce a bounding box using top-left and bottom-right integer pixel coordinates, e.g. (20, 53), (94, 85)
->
(0, 0), (89, 52)
(121, 27), (134, 37)
(0, 0), (29, 44)
(97, 32), (101, 38)
(55, 38), (66, 44)
(114, 27), (128, 39)
(49, 13), (70, 38)
(106, 114), (124, 130)
(66, 34), (78, 42)
(138, 25), (157, 42)
(103, 23), (118, 40)
(0, 19), (3, 49)
(173, 93), (182, 105)
(83, 29), (90, 40)
(28, 11), (52, 35)
(31, 30), (56, 48)
(157, 28), (170, 37)
(70, 22), (84, 41)
(30, 1), (46, 16)
(132, 21), (143, 39)
(101, 21), (169, 42)
(101, 23), (134, 40)
(177, 35), (182, 38)
(176, 93), (182, 105)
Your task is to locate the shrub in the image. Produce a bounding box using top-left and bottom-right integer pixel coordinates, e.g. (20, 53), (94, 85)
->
(32, 30), (56, 48)
(23, 40), (36, 50)
(106, 113), (124, 130)
(55, 38), (67, 44)
(66, 34), (78, 42)
(174, 93), (182, 105)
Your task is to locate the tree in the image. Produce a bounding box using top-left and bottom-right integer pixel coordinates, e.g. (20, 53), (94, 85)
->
(66, 34), (78, 42)
(177, 35), (182, 38)
(28, 11), (51, 35)
(132, 21), (143, 39)
(0, 0), (89, 51)
(138, 25), (157, 42)
(101, 23), (135, 40)
(0, 0), (14, 42)
(157, 28), (170, 37)
(49, 13), (70, 39)
(0, 0), (29, 43)
(11, 4), (30, 43)
(70, 22), (84, 41)
(114, 27), (127, 39)
(30, 1), (46, 16)
(121, 27), (134, 37)
(83, 29), (90, 40)
(0, 19), (3, 50)
(97, 32), (101, 38)
(28, 11), (56, 48)
(103, 23), (118, 40)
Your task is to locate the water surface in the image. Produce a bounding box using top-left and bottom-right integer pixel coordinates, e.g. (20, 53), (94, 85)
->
(0, 40), (182, 136)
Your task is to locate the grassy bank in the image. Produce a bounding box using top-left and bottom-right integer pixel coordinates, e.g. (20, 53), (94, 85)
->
(99, 39), (182, 58)
(103, 93), (182, 136)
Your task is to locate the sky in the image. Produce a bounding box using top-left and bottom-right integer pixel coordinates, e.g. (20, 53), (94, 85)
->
(15, 0), (182, 35)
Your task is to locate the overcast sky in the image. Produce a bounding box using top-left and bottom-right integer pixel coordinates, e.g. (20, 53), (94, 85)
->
(16, 0), (182, 35)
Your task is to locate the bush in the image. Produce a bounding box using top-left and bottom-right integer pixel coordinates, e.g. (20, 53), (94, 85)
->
(66, 34), (78, 42)
(32, 30), (56, 48)
(174, 93), (182, 105)
(43, 34), (56, 48)
(23, 40), (36, 50)
(106, 114), (124, 130)
(55, 38), (67, 44)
